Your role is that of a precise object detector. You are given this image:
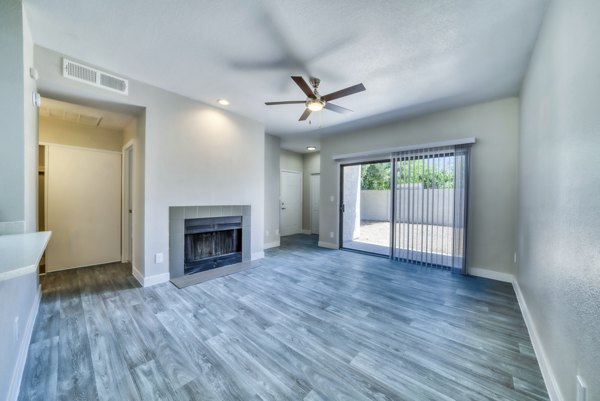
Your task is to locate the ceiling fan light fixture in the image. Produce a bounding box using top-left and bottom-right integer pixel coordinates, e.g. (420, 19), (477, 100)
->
(306, 99), (325, 112)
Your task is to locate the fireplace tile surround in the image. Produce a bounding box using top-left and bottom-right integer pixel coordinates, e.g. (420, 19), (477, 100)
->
(169, 205), (251, 279)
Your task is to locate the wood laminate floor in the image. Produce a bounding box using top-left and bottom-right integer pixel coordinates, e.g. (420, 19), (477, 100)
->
(19, 234), (549, 401)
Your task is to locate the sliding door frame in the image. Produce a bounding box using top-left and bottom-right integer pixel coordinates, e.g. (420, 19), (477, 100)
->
(338, 158), (393, 258)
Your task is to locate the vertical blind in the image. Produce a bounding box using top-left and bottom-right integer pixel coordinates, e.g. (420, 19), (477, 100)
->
(391, 144), (471, 274)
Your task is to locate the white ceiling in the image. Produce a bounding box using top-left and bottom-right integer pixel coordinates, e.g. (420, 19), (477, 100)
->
(40, 97), (135, 131)
(24, 0), (547, 153)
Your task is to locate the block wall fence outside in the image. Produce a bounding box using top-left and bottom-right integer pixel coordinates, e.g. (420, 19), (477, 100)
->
(361, 189), (454, 225)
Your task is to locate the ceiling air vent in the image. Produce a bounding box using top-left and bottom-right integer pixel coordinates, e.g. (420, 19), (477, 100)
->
(62, 58), (129, 95)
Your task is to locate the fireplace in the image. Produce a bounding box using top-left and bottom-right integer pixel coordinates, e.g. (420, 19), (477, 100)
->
(184, 216), (242, 275)
(169, 205), (251, 280)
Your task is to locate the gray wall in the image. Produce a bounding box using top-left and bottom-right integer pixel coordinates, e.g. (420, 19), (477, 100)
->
(302, 152), (320, 231)
(35, 45), (265, 281)
(0, 0), (37, 234)
(280, 149), (303, 172)
(0, 273), (39, 401)
(0, 5), (40, 398)
(22, 13), (37, 234)
(320, 98), (519, 276)
(264, 135), (281, 246)
(518, 0), (600, 399)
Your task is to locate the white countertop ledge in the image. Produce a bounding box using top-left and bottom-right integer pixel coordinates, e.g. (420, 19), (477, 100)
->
(0, 231), (51, 282)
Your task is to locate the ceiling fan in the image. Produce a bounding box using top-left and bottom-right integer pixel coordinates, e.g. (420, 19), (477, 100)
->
(265, 76), (366, 121)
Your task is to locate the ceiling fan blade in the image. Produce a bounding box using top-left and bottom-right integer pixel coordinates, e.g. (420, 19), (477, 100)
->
(299, 108), (312, 121)
(322, 83), (366, 102)
(265, 101), (305, 105)
(291, 76), (316, 99)
(324, 103), (353, 114)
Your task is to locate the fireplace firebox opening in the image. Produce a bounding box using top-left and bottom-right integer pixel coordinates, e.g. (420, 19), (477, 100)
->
(184, 216), (242, 275)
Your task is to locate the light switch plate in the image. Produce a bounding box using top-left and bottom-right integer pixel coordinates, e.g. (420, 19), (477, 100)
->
(155, 253), (164, 264)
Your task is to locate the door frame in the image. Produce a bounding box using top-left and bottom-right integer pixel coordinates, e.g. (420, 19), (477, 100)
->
(338, 158), (393, 257)
(122, 139), (134, 263)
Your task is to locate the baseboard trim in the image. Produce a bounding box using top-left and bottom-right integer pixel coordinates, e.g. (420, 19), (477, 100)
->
(512, 279), (563, 401)
(132, 266), (169, 287)
(264, 241), (280, 249)
(318, 241), (338, 250)
(251, 251), (265, 261)
(132, 265), (144, 286)
(469, 267), (514, 283)
(9, 284), (41, 401)
(301, 229), (311, 235)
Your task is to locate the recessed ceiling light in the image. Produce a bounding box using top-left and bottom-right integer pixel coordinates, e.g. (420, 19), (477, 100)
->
(306, 146), (317, 151)
(217, 99), (230, 106)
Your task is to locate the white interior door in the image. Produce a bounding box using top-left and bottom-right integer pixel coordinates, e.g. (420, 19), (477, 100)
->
(280, 170), (302, 236)
(310, 174), (320, 234)
(46, 145), (122, 271)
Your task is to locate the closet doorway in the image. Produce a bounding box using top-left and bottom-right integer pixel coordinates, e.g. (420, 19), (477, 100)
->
(38, 97), (138, 272)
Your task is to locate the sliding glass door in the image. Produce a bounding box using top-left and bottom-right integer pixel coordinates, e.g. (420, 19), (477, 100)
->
(340, 161), (391, 256)
(339, 144), (471, 273)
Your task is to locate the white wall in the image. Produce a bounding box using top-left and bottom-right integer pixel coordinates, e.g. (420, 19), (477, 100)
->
(518, 0), (600, 400)
(264, 134), (281, 247)
(320, 98), (519, 276)
(34, 45), (265, 283)
(39, 117), (124, 151)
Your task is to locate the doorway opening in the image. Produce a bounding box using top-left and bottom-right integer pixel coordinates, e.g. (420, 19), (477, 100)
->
(340, 160), (391, 256)
(122, 141), (134, 263)
(37, 97), (140, 272)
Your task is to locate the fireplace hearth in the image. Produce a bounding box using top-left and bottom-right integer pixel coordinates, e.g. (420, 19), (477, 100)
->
(184, 216), (242, 275)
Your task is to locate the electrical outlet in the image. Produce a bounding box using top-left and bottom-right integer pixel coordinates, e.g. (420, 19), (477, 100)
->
(330, 232), (334, 239)
(577, 375), (587, 401)
(14, 317), (19, 342)
(330, 195), (334, 202)
(266, 230), (269, 236)
(275, 229), (279, 235)
(155, 253), (164, 264)
(514, 252), (517, 264)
